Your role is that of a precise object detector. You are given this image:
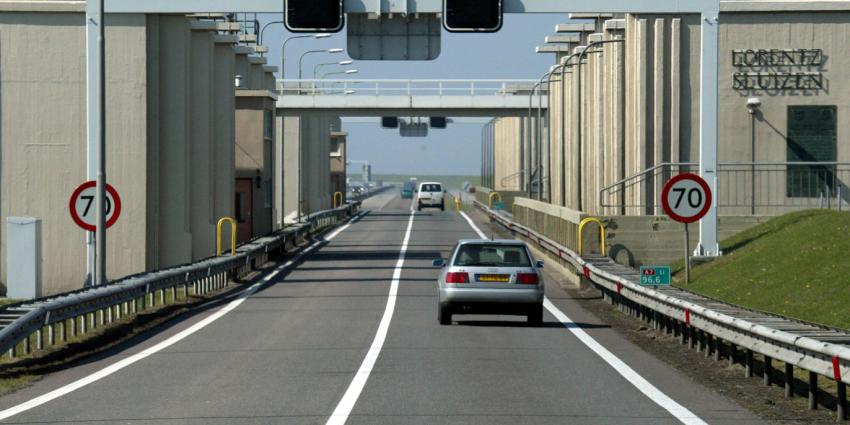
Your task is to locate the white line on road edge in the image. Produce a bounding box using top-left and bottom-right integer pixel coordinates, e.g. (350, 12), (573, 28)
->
(0, 213), (364, 422)
(325, 210), (416, 425)
(458, 210), (708, 425)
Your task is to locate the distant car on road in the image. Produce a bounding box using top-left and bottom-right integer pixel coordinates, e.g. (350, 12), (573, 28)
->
(417, 182), (445, 211)
(433, 239), (545, 325)
(401, 181), (415, 199)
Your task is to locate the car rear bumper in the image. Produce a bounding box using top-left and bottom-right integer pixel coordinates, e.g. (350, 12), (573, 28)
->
(439, 287), (544, 305)
(418, 198), (443, 206)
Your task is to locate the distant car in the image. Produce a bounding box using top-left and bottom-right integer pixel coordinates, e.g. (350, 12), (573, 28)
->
(401, 181), (415, 199)
(433, 239), (545, 325)
(417, 182), (445, 211)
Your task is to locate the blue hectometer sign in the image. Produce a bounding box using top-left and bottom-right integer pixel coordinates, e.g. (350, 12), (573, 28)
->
(639, 266), (671, 286)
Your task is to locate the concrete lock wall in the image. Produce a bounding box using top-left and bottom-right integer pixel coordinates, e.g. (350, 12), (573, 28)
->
(0, 12), (149, 295)
(503, 7), (850, 219)
(0, 7), (257, 296)
(280, 114), (340, 223)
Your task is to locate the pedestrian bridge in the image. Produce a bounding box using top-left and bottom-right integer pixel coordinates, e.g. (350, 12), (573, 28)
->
(277, 79), (547, 117)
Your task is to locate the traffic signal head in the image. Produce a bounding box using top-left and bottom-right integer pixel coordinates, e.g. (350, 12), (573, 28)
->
(443, 0), (502, 33)
(381, 117), (399, 128)
(285, 0), (345, 33)
(429, 117), (447, 129)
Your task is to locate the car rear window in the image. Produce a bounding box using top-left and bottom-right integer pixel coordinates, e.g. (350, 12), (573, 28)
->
(453, 244), (531, 267)
(403, 182), (414, 191)
(421, 184), (442, 192)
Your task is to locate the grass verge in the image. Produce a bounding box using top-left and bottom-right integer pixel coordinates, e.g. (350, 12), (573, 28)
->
(672, 209), (850, 329)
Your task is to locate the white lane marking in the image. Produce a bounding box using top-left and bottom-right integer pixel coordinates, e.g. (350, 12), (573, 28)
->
(325, 210), (416, 425)
(543, 300), (707, 425)
(459, 210), (708, 425)
(0, 215), (361, 421)
(459, 211), (484, 237)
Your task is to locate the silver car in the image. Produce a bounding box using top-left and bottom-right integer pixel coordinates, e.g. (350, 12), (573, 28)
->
(433, 239), (545, 325)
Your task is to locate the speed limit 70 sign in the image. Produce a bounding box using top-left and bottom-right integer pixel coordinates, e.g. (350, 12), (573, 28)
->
(661, 173), (712, 224)
(69, 181), (122, 231)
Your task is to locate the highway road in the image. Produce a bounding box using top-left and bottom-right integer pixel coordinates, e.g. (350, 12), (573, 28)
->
(0, 191), (766, 424)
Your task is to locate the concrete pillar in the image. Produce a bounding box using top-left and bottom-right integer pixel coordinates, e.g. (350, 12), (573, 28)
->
(653, 18), (666, 216)
(149, 15), (194, 268)
(212, 36), (237, 232)
(189, 27), (216, 260)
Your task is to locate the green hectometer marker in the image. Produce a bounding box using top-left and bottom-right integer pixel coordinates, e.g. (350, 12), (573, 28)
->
(639, 266), (671, 286)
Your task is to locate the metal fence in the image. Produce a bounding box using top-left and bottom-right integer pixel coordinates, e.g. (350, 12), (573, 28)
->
(599, 162), (850, 216)
(278, 79), (538, 97)
(0, 203), (361, 359)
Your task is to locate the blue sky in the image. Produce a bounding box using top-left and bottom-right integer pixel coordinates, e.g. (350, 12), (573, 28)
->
(261, 13), (569, 175)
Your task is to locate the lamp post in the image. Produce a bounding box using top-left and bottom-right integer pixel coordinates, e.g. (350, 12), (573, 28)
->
(296, 47), (344, 221)
(279, 33), (330, 226)
(299, 48), (344, 90)
(280, 34), (330, 86)
(574, 39), (624, 211)
(527, 72), (551, 200)
(313, 60), (353, 79)
(258, 20), (283, 47)
(322, 69), (358, 78)
(746, 97), (761, 215)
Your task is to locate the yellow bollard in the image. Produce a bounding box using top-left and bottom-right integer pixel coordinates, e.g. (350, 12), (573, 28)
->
(216, 217), (237, 256)
(488, 192), (502, 209)
(455, 195), (462, 212)
(578, 217), (607, 257)
(333, 191), (344, 208)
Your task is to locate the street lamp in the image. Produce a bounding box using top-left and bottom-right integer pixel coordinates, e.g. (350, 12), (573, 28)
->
(277, 33), (330, 225)
(280, 34), (331, 86)
(313, 60), (353, 79)
(323, 69), (359, 78)
(299, 48), (345, 84)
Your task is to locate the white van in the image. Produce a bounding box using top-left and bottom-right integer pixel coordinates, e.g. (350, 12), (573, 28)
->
(417, 182), (445, 211)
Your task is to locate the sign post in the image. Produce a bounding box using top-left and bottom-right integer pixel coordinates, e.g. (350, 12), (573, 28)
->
(69, 181), (122, 232)
(661, 173), (712, 284)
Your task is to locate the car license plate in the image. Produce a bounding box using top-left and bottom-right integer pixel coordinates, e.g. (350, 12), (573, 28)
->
(477, 274), (509, 282)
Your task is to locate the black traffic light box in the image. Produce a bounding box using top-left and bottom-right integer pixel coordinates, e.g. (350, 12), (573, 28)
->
(381, 117), (399, 128)
(443, 0), (502, 33)
(429, 117), (447, 129)
(285, 0), (345, 33)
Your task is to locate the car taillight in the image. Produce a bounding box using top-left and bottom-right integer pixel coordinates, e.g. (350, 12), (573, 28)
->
(446, 272), (470, 284)
(516, 273), (539, 285)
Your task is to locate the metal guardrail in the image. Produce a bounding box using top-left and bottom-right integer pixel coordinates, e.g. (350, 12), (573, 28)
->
(0, 202), (362, 359)
(278, 79), (539, 97)
(474, 200), (850, 417)
(599, 161), (850, 216)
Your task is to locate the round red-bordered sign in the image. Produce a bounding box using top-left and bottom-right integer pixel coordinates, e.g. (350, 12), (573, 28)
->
(661, 173), (712, 224)
(69, 181), (122, 231)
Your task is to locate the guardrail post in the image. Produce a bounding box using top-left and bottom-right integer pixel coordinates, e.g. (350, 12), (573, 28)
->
(729, 343), (737, 366)
(839, 382), (847, 421)
(809, 372), (818, 410)
(744, 348), (753, 378)
(764, 356), (773, 386)
(785, 363), (794, 398)
(36, 329), (43, 351)
(714, 338), (722, 361)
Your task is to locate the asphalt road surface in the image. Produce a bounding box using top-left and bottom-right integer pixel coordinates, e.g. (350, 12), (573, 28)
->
(0, 191), (766, 424)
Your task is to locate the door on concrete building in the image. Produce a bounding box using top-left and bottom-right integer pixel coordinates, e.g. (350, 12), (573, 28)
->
(235, 178), (254, 244)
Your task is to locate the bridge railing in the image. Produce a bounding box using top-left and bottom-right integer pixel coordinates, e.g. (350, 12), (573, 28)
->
(278, 79), (539, 97)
